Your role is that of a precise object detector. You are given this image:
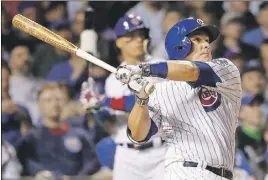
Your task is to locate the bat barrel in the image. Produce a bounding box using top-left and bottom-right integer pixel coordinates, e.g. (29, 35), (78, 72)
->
(12, 14), (78, 54)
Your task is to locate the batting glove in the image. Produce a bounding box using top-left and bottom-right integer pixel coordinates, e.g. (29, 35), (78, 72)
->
(128, 75), (150, 104)
(115, 65), (142, 84)
(80, 77), (104, 110)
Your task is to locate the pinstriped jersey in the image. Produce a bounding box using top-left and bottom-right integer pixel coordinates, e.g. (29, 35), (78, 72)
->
(148, 58), (242, 170)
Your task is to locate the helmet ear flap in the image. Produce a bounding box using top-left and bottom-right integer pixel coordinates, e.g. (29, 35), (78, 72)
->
(174, 37), (192, 59)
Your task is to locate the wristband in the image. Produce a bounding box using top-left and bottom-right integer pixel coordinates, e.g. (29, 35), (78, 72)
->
(140, 62), (168, 78)
(135, 96), (149, 106)
(150, 62), (168, 78)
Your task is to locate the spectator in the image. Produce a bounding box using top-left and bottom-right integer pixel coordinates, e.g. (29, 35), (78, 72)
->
(16, 2), (42, 53)
(47, 41), (88, 98)
(185, 1), (217, 25)
(2, 140), (22, 180)
(8, 45), (45, 124)
(260, 39), (268, 101)
(1, 1), (21, 17)
(18, 1), (38, 22)
(2, 6), (18, 56)
(241, 60), (266, 95)
(260, 39), (268, 79)
(32, 22), (71, 78)
(225, 51), (245, 73)
(127, 2), (168, 48)
(222, 1), (258, 30)
(237, 94), (267, 180)
(242, 2), (268, 48)
(71, 9), (86, 42)
(152, 7), (182, 59)
(2, 60), (33, 146)
(214, 16), (259, 61)
(44, 2), (68, 30)
(67, 1), (88, 22)
(17, 83), (100, 177)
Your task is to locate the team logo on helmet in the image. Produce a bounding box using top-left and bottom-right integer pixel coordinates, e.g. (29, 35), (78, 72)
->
(197, 19), (205, 26)
(199, 87), (221, 112)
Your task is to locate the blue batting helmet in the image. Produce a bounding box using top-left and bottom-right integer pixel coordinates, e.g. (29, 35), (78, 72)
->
(165, 17), (220, 60)
(114, 14), (149, 38)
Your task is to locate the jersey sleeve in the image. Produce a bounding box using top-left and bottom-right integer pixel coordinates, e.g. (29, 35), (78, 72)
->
(191, 58), (242, 104)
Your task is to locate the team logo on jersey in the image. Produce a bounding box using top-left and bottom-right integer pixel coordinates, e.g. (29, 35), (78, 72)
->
(64, 136), (82, 153)
(199, 87), (221, 112)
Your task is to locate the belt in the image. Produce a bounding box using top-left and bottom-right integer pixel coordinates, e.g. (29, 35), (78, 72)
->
(183, 161), (233, 180)
(118, 140), (165, 151)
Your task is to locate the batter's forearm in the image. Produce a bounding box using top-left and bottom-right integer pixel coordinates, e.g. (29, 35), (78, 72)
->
(143, 61), (199, 82)
(166, 61), (199, 81)
(128, 103), (151, 142)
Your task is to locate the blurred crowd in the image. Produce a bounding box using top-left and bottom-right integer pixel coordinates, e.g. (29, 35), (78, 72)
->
(1, 1), (268, 180)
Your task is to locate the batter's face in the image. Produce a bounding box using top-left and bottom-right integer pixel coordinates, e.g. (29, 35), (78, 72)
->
(116, 30), (146, 60)
(184, 31), (212, 62)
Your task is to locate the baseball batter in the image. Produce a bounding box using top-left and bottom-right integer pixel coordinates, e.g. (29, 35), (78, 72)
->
(115, 17), (242, 180)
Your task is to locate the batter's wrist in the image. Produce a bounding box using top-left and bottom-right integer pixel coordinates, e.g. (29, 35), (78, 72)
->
(140, 62), (168, 78)
(135, 96), (149, 106)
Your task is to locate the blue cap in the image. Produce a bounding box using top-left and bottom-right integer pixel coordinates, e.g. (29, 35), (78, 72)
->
(114, 14), (148, 38)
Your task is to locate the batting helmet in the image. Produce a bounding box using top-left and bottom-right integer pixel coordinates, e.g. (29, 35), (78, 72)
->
(165, 17), (220, 60)
(114, 14), (149, 38)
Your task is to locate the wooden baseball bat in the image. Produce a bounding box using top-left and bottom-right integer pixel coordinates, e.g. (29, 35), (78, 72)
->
(12, 14), (116, 73)
(12, 14), (155, 94)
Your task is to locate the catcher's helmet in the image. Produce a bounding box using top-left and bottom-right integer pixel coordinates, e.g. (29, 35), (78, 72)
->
(114, 14), (149, 38)
(165, 17), (220, 60)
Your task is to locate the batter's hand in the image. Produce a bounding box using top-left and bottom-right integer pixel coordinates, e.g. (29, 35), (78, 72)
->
(128, 75), (150, 99)
(80, 77), (104, 110)
(115, 65), (142, 84)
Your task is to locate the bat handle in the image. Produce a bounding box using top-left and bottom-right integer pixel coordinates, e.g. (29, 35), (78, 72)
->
(76, 49), (116, 73)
